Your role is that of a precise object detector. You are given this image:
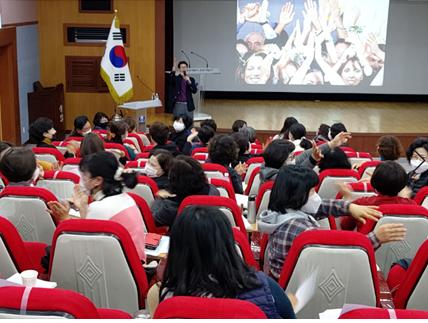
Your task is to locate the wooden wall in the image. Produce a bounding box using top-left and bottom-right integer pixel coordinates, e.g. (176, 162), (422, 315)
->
(38, 0), (157, 129)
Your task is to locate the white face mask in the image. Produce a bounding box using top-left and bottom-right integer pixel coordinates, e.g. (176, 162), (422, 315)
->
(83, 129), (92, 136)
(143, 164), (159, 178)
(301, 192), (322, 214)
(173, 121), (185, 132)
(328, 130), (333, 141)
(31, 167), (41, 185)
(411, 159), (428, 174)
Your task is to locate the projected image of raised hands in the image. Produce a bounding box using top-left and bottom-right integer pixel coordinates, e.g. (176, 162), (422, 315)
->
(236, 0), (390, 86)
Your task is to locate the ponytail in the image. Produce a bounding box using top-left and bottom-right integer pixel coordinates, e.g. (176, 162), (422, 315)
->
(121, 172), (138, 189)
(300, 137), (313, 150)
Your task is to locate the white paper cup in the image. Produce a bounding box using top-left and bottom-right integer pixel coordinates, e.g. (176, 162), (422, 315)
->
(20, 270), (38, 287)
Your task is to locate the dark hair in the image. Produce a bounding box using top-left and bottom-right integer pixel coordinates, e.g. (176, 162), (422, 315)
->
(27, 117), (54, 143)
(0, 147), (37, 183)
(406, 137), (428, 162)
(330, 122), (347, 139)
(263, 139), (295, 169)
(371, 161), (408, 196)
(240, 126), (256, 143)
(108, 121), (128, 144)
(123, 116), (137, 132)
(209, 135), (238, 166)
(318, 147), (352, 172)
(177, 61), (188, 68)
(74, 115), (90, 131)
(0, 141), (13, 154)
(173, 114), (193, 130)
(160, 206), (260, 299)
(268, 165), (319, 212)
(232, 120), (247, 133)
(79, 151), (137, 197)
(150, 149), (173, 174)
(377, 136), (403, 161)
(200, 119), (217, 132)
(93, 112), (109, 129)
(168, 155), (207, 200)
(197, 126), (215, 145)
(80, 133), (105, 157)
(149, 122), (170, 145)
(289, 123), (312, 150)
(316, 124), (330, 141)
(279, 117), (298, 136)
(230, 132), (249, 156)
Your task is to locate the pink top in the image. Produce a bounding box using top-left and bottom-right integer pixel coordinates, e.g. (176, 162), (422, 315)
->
(87, 193), (146, 262)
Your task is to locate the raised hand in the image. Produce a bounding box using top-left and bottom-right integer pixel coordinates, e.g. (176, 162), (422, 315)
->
(328, 131), (352, 148)
(278, 2), (295, 27)
(304, 0), (322, 32)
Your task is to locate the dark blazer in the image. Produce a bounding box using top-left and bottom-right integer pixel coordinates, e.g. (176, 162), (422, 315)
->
(166, 73), (198, 113)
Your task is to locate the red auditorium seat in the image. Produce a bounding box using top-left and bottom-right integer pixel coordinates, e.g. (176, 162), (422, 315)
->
(345, 151), (373, 166)
(335, 181), (376, 201)
(49, 219), (149, 314)
(127, 133), (145, 152)
(202, 163), (230, 182)
(357, 160), (382, 180)
(414, 186), (428, 209)
(32, 147), (65, 164)
(232, 227), (258, 269)
(339, 307), (428, 319)
(249, 148), (263, 155)
(0, 186), (58, 244)
(390, 240), (428, 311)
(135, 152), (150, 160)
(278, 230), (380, 319)
(243, 157), (264, 184)
(104, 142), (131, 160)
(62, 157), (81, 176)
(339, 146), (356, 153)
(127, 192), (166, 234)
(0, 217), (47, 277)
(0, 286), (132, 319)
(178, 195), (246, 233)
(128, 175), (159, 206)
(244, 166), (261, 196)
(123, 138), (140, 152)
(64, 136), (84, 142)
(208, 178), (236, 199)
(125, 160), (147, 172)
(142, 144), (155, 152)
(357, 204), (428, 276)
(255, 180), (274, 217)
(191, 146), (208, 157)
(316, 169), (359, 199)
(153, 297), (267, 319)
(193, 154), (208, 163)
(36, 170), (80, 201)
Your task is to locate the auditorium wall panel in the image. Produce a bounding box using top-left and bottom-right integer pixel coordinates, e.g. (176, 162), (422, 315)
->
(38, 0), (158, 129)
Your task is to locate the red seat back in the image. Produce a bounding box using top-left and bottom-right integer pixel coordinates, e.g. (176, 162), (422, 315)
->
(339, 307), (428, 319)
(232, 227), (258, 269)
(104, 143), (130, 160)
(32, 147), (65, 163)
(208, 178), (236, 199)
(153, 296), (267, 319)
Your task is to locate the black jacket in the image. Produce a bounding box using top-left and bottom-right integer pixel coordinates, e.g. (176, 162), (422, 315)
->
(166, 73), (198, 113)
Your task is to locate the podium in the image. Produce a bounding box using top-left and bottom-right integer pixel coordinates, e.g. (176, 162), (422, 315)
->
(118, 98), (162, 132)
(166, 67), (220, 121)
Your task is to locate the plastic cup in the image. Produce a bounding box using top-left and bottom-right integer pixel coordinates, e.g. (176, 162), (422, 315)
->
(20, 270), (38, 287)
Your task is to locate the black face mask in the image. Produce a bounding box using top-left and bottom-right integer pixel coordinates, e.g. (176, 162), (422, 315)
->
(99, 122), (109, 130)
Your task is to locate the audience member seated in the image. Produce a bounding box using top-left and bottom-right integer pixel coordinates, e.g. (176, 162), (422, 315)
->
(182, 125), (215, 156)
(328, 122), (347, 141)
(151, 156), (219, 227)
(0, 147), (41, 186)
(314, 123), (330, 143)
(404, 137), (428, 197)
(80, 132), (105, 157)
(107, 120), (137, 161)
(208, 135), (244, 194)
(232, 119), (247, 133)
(260, 140), (295, 183)
(93, 112), (110, 131)
(231, 132), (252, 164)
(273, 117), (298, 140)
(287, 123), (313, 152)
(143, 149), (173, 190)
(123, 115), (150, 146)
(257, 165), (406, 279)
(318, 147), (352, 172)
(200, 119), (217, 132)
(169, 115), (193, 152)
(377, 135), (403, 161)
(340, 161), (417, 230)
(149, 122), (180, 156)
(148, 206), (296, 319)
(69, 115), (92, 137)
(240, 126), (257, 144)
(47, 151), (146, 262)
(25, 117), (76, 158)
